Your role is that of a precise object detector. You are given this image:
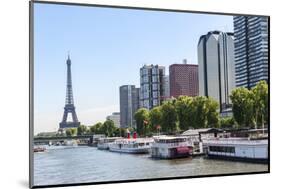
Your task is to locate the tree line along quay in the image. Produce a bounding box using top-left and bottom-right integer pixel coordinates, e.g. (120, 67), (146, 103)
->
(36, 81), (268, 138)
(134, 80), (268, 137)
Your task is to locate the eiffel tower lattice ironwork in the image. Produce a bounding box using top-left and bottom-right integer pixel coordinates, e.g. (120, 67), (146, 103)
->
(59, 54), (80, 129)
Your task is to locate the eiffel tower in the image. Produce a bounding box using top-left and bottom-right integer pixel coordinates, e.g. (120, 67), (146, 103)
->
(59, 54), (80, 130)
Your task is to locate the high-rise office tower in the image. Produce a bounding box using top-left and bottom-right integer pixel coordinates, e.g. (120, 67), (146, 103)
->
(234, 16), (269, 88)
(119, 85), (139, 128)
(198, 31), (235, 111)
(140, 64), (165, 109)
(163, 75), (170, 99)
(169, 60), (198, 98)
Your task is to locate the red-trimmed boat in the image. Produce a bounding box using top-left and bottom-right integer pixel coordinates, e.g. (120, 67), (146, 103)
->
(33, 146), (46, 153)
(151, 136), (193, 159)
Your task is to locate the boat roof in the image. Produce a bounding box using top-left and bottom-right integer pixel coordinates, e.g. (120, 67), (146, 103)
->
(99, 137), (122, 141)
(153, 135), (187, 140)
(181, 128), (222, 136)
(100, 137), (122, 139)
(116, 138), (154, 142)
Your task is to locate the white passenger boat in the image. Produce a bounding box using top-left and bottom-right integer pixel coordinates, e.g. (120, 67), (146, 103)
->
(203, 137), (268, 163)
(108, 138), (154, 154)
(97, 137), (122, 150)
(151, 136), (193, 159)
(46, 140), (78, 150)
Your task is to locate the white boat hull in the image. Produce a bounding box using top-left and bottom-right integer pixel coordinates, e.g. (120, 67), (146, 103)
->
(97, 143), (110, 150)
(109, 146), (150, 154)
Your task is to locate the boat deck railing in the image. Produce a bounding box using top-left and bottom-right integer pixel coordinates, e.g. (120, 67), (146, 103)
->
(152, 141), (192, 148)
(114, 138), (154, 144)
(203, 137), (268, 145)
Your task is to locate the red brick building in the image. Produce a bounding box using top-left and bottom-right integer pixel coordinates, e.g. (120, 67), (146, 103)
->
(169, 63), (199, 98)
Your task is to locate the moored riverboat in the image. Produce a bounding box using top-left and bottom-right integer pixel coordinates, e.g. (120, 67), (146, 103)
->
(97, 137), (122, 150)
(151, 136), (193, 159)
(46, 140), (78, 150)
(108, 138), (154, 154)
(203, 130), (268, 163)
(34, 146), (46, 153)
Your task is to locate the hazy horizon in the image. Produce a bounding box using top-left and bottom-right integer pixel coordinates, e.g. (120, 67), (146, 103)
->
(34, 3), (233, 134)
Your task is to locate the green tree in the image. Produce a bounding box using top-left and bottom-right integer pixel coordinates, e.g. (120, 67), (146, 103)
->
(134, 108), (149, 136)
(113, 127), (127, 137)
(206, 97), (219, 128)
(175, 96), (194, 130)
(192, 96), (209, 128)
(230, 87), (255, 128)
(65, 129), (72, 136)
(149, 106), (163, 133)
(252, 80), (268, 129)
(66, 128), (77, 136)
(70, 128), (77, 136)
(102, 120), (117, 137)
(161, 100), (178, 133)
(220, 117), (235, 129)
(127, 127), (135, 133)
(77, 125), (88, 135)
(90, 122), (103, 134)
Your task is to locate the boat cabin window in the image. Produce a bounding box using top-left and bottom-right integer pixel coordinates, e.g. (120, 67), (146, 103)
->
(158, 138), (186, 143)
(209, 146), (235, 153)
(138, 143), (145, 146)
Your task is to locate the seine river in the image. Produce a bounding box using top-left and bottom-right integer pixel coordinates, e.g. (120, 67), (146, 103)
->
(34, 146), (268, 186)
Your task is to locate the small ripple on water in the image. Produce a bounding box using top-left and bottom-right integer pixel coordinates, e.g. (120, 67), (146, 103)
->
(33, 147), (268, 186)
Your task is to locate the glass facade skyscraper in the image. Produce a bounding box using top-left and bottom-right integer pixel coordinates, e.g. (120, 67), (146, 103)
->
(198, 31), (235, 112)
(140, 65), (165, 109)
(163, 75), (170, 99)
(234, 16), (269, 88)
(119, 85), (139, 128)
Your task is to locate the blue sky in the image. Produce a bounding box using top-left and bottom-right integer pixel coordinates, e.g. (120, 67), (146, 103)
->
(34, 3), (233, 134)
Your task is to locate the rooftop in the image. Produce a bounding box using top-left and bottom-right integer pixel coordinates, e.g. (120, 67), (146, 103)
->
(181, 128), (222, 136)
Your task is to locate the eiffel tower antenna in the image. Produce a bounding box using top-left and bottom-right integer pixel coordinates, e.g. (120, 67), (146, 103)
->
(59, 54), (80, 130)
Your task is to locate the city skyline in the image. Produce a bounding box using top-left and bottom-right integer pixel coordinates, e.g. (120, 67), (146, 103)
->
(34, 3), (233, 134)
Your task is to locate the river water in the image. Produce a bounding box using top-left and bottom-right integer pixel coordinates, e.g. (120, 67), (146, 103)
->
(34, 146), (268, 186)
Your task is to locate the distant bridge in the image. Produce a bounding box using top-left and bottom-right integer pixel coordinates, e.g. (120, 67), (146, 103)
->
(33, 135), (94, 145)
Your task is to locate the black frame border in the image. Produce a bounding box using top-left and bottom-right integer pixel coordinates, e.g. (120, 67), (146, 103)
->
(29, 0), (270, 188)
